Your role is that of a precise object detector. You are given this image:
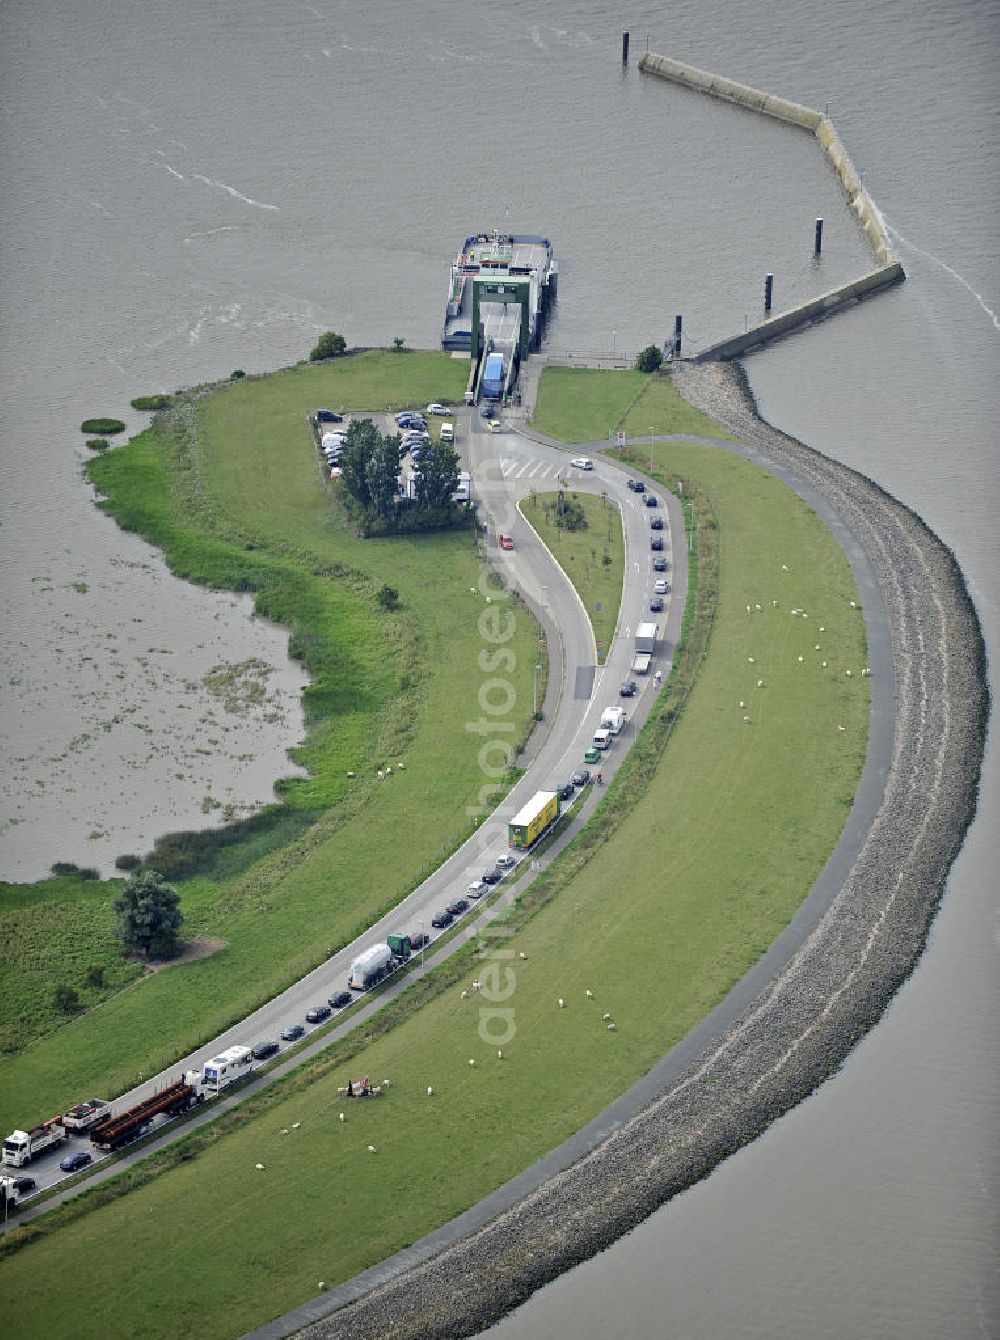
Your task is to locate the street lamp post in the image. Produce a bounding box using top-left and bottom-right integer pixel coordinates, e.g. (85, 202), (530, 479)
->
(612, 329), (616, 360)
(419, 920), (425, 967)
(533, 663), (541, 716)
(649, 427), (654, 472)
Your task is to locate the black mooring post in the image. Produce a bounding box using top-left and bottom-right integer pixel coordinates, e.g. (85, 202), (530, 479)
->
(764, 273), (774, 312)
(673, 315), (683, 356)
(814, 217), (824, 254)
(622, 31), (630, 62)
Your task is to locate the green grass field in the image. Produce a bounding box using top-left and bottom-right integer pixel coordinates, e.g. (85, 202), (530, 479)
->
(0, 352), (542, 1130)
(520, 491), (625, 661)
(531, 366), (733, 443)
(0, 413), (870, 1336)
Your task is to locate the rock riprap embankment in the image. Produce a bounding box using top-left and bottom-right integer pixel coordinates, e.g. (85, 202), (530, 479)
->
(294, 361), (987, 1340)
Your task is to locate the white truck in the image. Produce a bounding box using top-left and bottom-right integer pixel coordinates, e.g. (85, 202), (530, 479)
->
(1, 1173), (35, 1213)
(600, 706), (626, 735)
(633, 621), (658, 674)
(592, 728), (613, 750)
(195, 1045), (254, 1095)
(349, 942), (394, 991)
(2, 1118), (68, 1168)
(61, 1099), (111, 1132)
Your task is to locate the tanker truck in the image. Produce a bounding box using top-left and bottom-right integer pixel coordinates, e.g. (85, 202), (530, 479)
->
(349, 942), (394, 991)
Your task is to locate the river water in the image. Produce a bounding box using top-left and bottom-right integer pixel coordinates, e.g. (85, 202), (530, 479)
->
(1, 0), (997, 1334)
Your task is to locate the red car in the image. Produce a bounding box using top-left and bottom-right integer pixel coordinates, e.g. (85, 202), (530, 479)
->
(498, 533), (514, 550)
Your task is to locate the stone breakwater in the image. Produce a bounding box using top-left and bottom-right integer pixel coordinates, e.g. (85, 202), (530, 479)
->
(297, 362), (988, 1340)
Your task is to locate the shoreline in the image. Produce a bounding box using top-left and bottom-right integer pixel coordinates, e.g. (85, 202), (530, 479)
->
(281, 360), (987, 1340)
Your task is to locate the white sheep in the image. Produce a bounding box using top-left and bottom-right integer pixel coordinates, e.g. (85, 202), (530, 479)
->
(377, 769), (384, 780)
(755, 603), (762, 611)
(850, 600), (857, 608)
(469, 1058), (477, 1067)
(757, 679), (764, 688)
(748, 656), (755, 663)
(798, 656), (804, 663)
(746, 604), (752, 615)
(461, 990), (469, 1000)
(586, 989), (594, 999)
(338, 1113), (345, 1122)
(845, 669), (853, 678)
(822, 661), (828, 668)
(292, 1122), (300, 1130)
(346, 770), (355, 778)
(427, 1086), (433, 1097)
(280, 1128), (289, 1135)
(368, 1145), (376, 1154)
(838, 725), (846, 732)
(607, 1022), (617, 1032)
(472, 980), (481, 991)
(497, 1050), (503, 1060)
(602, 1012), (612, 1022)
(518, 951), (527, 960)
(815, 644), (821, 651)
(255, 1163), (266, 1171)
(781, 563), (789, 572)
(739, 700), (746, 709)
(743, 716), (752, 724)
(772, 599), (779, 607)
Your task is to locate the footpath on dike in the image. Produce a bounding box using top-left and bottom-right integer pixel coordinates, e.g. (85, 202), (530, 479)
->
(252, 360), (987, 1340)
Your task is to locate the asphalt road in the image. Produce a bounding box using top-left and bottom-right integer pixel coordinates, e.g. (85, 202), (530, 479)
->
(9, 408), (685, 1206)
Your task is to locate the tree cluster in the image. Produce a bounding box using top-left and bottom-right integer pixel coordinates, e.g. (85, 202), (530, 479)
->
(113, 871), (184, 960)
(635, 343), (664, 374)
(336, 418), (468, 535)
(309, 330), (347, 362)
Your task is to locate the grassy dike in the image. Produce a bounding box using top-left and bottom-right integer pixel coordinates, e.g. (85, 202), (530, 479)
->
(0, 386), (870, 1337)
(0, 351), (542, 1130)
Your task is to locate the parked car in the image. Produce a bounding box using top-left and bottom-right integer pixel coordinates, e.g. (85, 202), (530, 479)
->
(498, 533), (514, 550)
(431, 909), (453, 928)
(496, 853), (517, 870)
(650, 515), (664, 529)
(643, 493), (658, 507)
(329, 991), (352, 1009)
(650, 596), (664, 612)
(655, 579), (669, 594)
(467, 880), (488, 898)
(584, 746), (602, 764)
(571, 768), (592, 787)
(481, 867), (502, 885)
(252, 1040), (279, 1061)
(446, 898), (470, 916)
(317, 409), (343, 423)
(305, 1004), (331, 1024)
(280, 1023), (305, 1042)
(651, 536), (664, 551)
(10, 1177), (36, 1194)
(557, 781), (576, 801)
(570, 456), (594, 470)
(620, 678), (637, 697)
(59, 1151), (93, 1174)
(426, 403), (450, 415)
(410, 931), (429, 949)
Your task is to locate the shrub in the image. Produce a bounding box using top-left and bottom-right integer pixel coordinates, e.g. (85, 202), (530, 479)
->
(114, 853), (142, 872)
(308, 331), (347, 362)
(53, 984), (81, 1013)
(130, 395), (173, 412)
(376, 584), (401, 611)
(80, 418), (125, 435)
(50, 862), (80, 877)
(86, 438), (111, 451)
(635, 344), (663, 374)
(392, 336), (406, 352)
(230, 369), (246, 380)
(85, 964), (106, 989)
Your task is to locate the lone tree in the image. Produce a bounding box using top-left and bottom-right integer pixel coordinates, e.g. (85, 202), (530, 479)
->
(309, 330), (347, 362)
(114, 871), (184, 960)
(635, 343), (663, 374)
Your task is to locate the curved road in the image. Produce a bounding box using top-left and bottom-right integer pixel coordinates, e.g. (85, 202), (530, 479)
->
(10, 409), (684, 1209)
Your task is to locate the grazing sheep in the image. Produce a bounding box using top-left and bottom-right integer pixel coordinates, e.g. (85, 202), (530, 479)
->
(586, 989), (594, 999)
(602, 1012), (612, 1022)
(472, 980), (481, 991)
(845, 669), (853, 677)
(743, 715), (752, 724)
(822, 661), (828, 668)
(346, 771), (355, 778)
(739, 700), (746, 709)
(427, 1086), (433, 1097)
(755, 603), (762, 611)
(397, 762), (405, 770)
(781, 564), (789, 572)
(746, 604), (752, 614)
(815, 644), (821, 651)
(338, 1113), (345, 1122)
(607, 1023), (617, 1032)
(819, 626), (825, 632)
(757, 679), (764, 688)
(292, 1122), (300, 1130)
(748, 656), (755, 663)
(850, 600), (857, 608)
(368, 1145), (376, 1154)
(469, 1058), (477, 1067)
(377, 769), (384, 780)
(497, 1050), (503, 1060)
(518, 951), (527, 960)
(558, 998), (565, 1009)
(461, 990), (469, 1000)
(280, 1128), (289, 1135)
(798, 656), (804, 663)
(255, 1163), (266, 1171)
(772, 599), (779, 607)
(838, 725), (846, 732)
